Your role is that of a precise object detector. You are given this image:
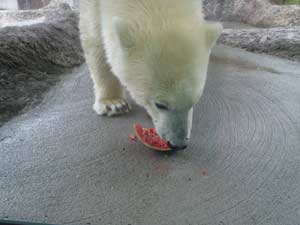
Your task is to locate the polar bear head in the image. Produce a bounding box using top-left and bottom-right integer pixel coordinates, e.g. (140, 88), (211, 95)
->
(114, 18), (222, 150)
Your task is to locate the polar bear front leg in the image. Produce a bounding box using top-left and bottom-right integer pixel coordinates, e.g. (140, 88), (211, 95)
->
(82, 40), (131, 116)
(92, 73), (131, 116)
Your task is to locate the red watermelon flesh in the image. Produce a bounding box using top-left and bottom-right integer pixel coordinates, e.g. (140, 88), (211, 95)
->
(134, 124), (171, 151)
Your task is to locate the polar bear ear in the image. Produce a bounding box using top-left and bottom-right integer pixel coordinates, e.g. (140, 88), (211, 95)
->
(113, 17), (135, 49)
(204, 22), (223, 48)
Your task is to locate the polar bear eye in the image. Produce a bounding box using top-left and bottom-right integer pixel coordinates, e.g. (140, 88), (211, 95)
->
(155, 102), (169, 111)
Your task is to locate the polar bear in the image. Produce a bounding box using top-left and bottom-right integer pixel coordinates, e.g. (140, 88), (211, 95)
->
(80, 0), (222, 150)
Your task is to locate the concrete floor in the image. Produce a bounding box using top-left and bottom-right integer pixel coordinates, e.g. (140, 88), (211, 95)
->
(1, 45), (300, 225)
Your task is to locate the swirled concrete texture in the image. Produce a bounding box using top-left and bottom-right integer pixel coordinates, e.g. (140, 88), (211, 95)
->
(0, 45), (300, 225)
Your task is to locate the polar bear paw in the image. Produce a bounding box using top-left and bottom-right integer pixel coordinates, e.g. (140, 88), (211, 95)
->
(93, 98), (131, 116)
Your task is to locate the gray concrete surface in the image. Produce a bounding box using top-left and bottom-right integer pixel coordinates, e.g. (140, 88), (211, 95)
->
(1, 45), (300, 225)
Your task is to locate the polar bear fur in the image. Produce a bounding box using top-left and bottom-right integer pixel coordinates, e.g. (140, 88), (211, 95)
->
(80, 0), (222, 149)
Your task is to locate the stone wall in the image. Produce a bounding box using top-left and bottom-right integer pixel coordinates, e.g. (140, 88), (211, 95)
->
(203, 0), (300, 27)
(0, 4), (84, 125)
(0, 0), (18, 10)
(219, 27), (300, 62)
(17, 0), (51, 10)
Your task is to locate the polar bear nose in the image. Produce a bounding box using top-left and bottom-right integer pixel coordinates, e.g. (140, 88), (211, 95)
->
(167, 141), (188, 151)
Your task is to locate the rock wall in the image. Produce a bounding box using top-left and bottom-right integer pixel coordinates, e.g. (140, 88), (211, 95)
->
(203, 0), (300, 27)
(0, 6), (83, 70)
(0, 4), (84, 126)
(219, 27), (300, 62)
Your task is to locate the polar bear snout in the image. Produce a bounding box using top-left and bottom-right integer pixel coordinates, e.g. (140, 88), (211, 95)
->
(163, 129), (190, 151)
(167, 139), (189, 151)
(155, 108), (193, 151)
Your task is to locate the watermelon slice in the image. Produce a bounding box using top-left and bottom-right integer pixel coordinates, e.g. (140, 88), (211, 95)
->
(133, 124), (171, 151)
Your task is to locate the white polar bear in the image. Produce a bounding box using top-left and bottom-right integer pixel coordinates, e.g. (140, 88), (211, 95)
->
(80, 0), (222, 150)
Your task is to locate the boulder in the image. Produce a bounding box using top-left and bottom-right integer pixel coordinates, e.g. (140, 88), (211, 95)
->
(203, 0), (300, 27)
(0, 4), (84, 125)
(0, 4), (83, 68)
(219, 26), (300, 62)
